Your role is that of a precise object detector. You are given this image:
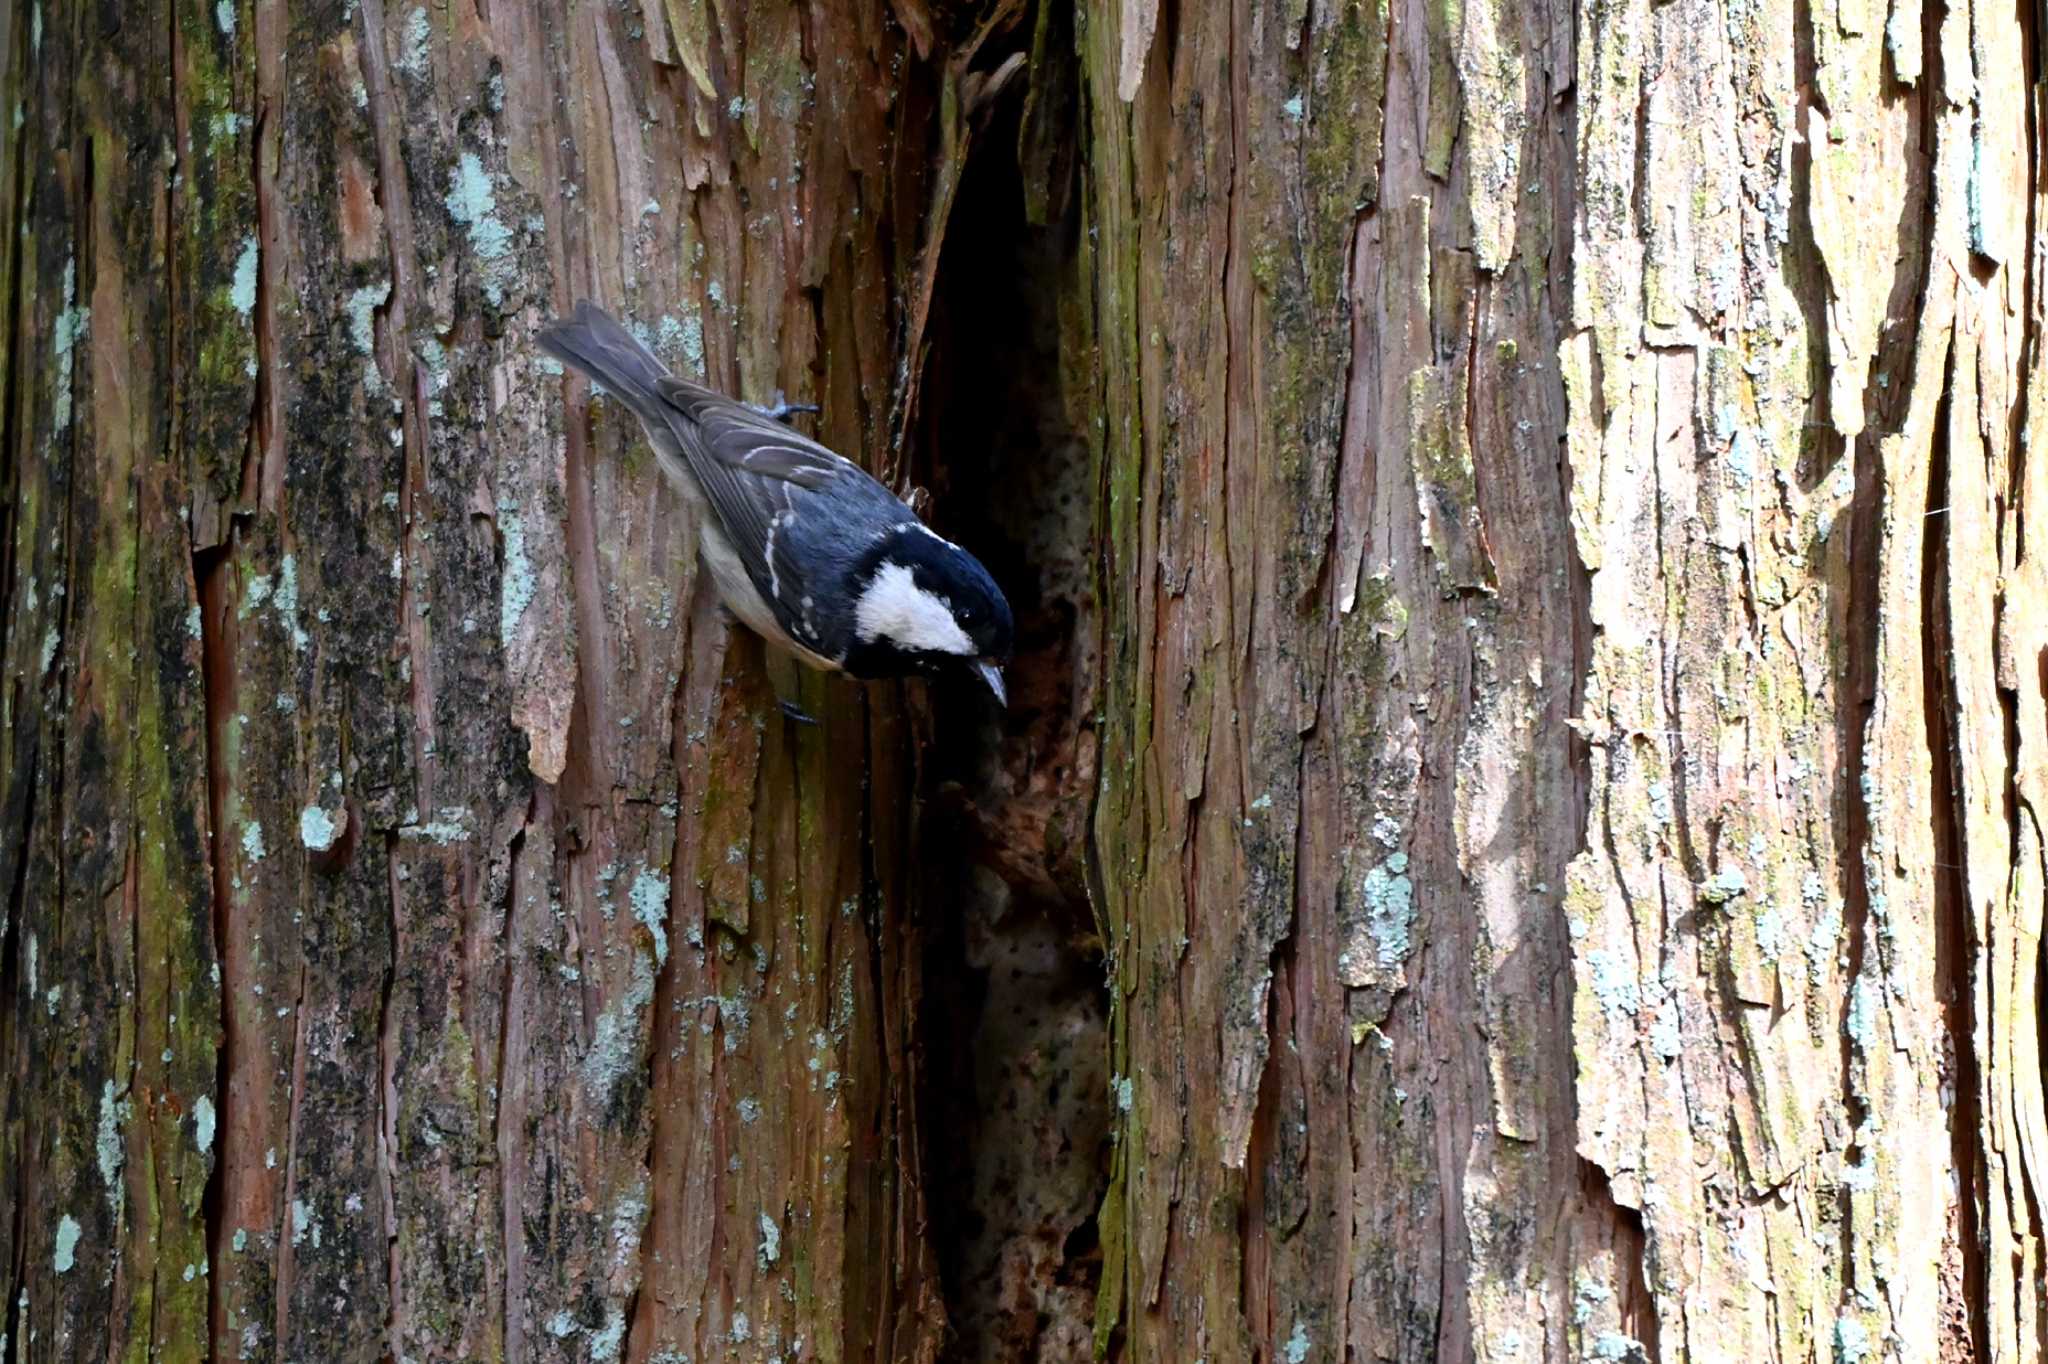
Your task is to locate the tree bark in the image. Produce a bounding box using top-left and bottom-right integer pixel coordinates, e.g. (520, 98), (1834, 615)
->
(2, 0), (2044, 1363)
(1, 1), (989, 1359)
(1074, 0), (2047, 1358)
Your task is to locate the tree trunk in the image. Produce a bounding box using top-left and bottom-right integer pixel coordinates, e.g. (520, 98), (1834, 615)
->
(1075, 0), (2048, 1358)
(2, 2), (2043, 1364)
(1, 1), (991, 1358)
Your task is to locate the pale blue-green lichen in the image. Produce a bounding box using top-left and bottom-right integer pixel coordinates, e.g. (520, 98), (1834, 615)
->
(1364, 852), (1415, 967)
(1572, 1272), (1611, 1324)
(1587, 950), (1640, 1020)
(445, 153), (515, 306)
(629, 866), (670, 965)
(1886, 0), (1922, 83)
(660, 311), (705, 375)
(1649, 997), (1682, 1060)
(1699, 866), (1747, 904)
(239, 571), (271, 617)
(346, 280), (388, 355)
(229, 237), (259, 318)
(192, 1093), (215, 1155)
(1834, 1316), (1871, 1364)
(609, 1176), (648, 1261)
(51, 256), (87, 433)
(758, 1212), (781, 1266)
(299, 805), (338, 852)
(1593, 1332), (1644, 1360)
(396, 7), (430, 77)
(274, 555), (307, 649)
(1860, 773), (1889, 858)
(241, 821), (266, 862)
(1755, 905), (1785, 961)
(1726, 429), (1760, 486)
(581, 951), (656, 1100)
(1846, 977), (1877, 1046)
(1806, 902), (1843, 983)
(737, 1096), (761, 1123)
(417, 335), (448, 390)
(53, 1215), (81, 1273)
(590, 1304), (626, 1361)
(1283, 1320), (1311, 1363)
(97, 1082), (129, 1213)
(402, 807), (472, 844)
(497, 502), (534, 645)
(214, 0), (234, 37)
(291, 1199), (318, 1247)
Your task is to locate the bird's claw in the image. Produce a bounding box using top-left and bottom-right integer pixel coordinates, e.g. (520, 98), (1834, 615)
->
(750, 390), (821, 424)
(778, 697), (819, 726)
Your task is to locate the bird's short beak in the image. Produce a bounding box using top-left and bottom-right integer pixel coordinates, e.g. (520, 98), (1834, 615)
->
(972, 658), (1007, 707)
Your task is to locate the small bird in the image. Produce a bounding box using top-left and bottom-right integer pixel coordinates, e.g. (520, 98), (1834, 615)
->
(538, 301), (1012, 712)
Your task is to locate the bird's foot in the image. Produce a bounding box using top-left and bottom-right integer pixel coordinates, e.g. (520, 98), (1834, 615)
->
(749, 390), (821, 424)
(778, 697), (819, 726)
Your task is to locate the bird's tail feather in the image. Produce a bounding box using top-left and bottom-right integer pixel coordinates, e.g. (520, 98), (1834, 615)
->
(536, 300), (670, 419)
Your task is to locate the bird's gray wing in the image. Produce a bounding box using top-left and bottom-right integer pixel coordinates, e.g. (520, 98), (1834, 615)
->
(652, 376), (859, 490)
(539, 303), (905, 646)
(649, 376), (905, 626)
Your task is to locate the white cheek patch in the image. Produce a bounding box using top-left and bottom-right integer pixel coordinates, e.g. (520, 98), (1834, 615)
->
(854, 562), (975, 656)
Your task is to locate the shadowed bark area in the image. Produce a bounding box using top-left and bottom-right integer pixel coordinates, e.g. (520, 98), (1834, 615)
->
(1, 1), (2045, 1363)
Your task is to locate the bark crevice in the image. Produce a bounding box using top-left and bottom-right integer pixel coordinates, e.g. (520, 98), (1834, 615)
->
(917, 78), (1111, 1359)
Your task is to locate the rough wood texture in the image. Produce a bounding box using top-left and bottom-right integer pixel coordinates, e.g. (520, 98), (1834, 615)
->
(0, 1), (1009, 1359)
(1073, 0), (2046, 1359)
(3, 0), (2044, 1360)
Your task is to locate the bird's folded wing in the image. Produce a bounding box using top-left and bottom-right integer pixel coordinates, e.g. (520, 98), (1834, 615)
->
(647, 377), (871, 624)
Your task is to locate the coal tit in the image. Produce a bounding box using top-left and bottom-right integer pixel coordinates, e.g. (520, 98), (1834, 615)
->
(538, 301), (1013, 706)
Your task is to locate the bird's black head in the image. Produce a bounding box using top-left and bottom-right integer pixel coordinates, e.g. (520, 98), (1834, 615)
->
(842, 523), (1013, 703)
